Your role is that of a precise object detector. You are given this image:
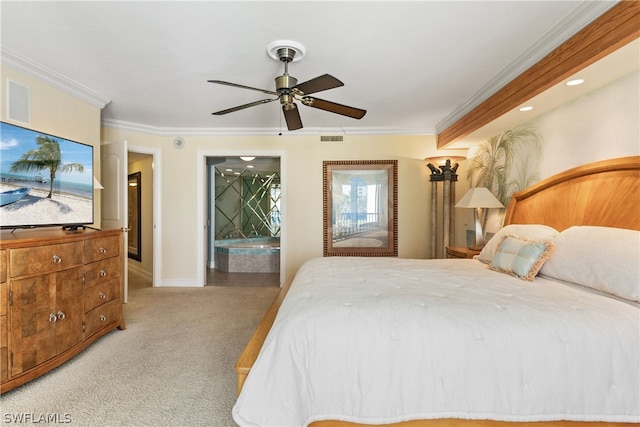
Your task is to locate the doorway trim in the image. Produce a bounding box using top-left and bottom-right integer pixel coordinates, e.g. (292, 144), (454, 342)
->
(129, 144), (162, 287)
(196, 149), (286, 287)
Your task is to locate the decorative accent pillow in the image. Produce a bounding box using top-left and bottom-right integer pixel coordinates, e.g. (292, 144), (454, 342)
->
(540, 226), (640, 302)
(490, 235), (554, 281)
(477, 224), (559, 264)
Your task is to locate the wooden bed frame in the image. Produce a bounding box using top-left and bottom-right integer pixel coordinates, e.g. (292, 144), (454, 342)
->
(236, 156), (640, 427)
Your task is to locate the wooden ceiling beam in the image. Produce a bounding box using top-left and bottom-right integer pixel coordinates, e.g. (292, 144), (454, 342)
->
(437, 1), (640, 149)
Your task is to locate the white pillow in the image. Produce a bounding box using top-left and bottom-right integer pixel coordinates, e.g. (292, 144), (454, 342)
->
(540, 226), (640, 302)
(477, 224), (559, 264)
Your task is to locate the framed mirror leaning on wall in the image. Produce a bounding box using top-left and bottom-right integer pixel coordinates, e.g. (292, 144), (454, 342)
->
(128, 171), (141, 261)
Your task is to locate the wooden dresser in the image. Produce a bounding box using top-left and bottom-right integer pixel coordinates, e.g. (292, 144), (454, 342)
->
(0, 228), (125, 393)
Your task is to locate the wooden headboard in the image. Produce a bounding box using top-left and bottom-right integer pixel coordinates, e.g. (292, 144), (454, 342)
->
(504, 156), (640, 231)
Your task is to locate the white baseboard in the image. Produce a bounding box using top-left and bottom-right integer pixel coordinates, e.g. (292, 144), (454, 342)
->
(127, 263), (152, 282)
(158, 279), (203, 287)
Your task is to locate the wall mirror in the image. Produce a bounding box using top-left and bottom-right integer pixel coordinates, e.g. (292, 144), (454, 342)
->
(128, 171), (141, 261)
(323, 160), (398, 257)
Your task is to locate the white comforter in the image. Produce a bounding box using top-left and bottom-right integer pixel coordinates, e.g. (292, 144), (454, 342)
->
(233, 257), (640, 426)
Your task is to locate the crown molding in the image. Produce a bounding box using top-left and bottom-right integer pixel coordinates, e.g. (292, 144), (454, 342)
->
(434, 0), (617, 134)
(101, 118), (434, 137)
(1, 46), (111, 109)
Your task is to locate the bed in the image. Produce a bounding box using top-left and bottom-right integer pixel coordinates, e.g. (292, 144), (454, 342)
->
(233, 156), (640, 427)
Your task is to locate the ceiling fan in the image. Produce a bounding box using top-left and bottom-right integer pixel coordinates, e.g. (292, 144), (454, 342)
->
(208, 41), (366, 131)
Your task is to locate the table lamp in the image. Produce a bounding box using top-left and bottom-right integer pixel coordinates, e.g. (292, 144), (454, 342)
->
(455, 187), (503, 250)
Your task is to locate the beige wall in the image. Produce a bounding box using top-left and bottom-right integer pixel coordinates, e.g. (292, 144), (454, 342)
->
(0, 65), (103, 227)
(532, 70), (639, 176)
(101, 127), (467, 284)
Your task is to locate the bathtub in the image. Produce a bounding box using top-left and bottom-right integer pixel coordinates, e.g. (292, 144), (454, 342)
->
(214, 238), (280, 273)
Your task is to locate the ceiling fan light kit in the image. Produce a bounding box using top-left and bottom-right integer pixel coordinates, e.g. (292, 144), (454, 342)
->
(209, 40), (366, 131)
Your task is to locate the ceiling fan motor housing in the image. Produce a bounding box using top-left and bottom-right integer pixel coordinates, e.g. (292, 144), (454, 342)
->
(275, 74), (297, 91)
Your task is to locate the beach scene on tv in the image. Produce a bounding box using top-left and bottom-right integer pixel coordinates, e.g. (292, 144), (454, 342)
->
(0, 122), (94, 228)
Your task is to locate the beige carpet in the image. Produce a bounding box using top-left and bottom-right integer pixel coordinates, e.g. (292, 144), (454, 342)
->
(0, 284), (280, 426)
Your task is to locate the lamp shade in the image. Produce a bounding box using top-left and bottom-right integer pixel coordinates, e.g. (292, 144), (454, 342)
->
(455, 187), (503, 208)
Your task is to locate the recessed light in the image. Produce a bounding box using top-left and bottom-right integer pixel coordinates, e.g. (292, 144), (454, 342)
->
(566, 79), (584, 86)
(240, 156), (255, 161)
(226, 168), (233, 172)
(519, 106), (533, 112)
(247, 165), (254, 168)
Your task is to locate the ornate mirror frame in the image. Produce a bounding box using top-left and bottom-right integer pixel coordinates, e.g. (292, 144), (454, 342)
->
(323, 160), (398, 257)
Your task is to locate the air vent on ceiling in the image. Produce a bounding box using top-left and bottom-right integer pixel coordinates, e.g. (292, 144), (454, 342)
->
(320, 135), (344, 143)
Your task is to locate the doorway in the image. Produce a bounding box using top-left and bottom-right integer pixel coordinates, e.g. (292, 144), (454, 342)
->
(101, 142), (161, 296)
(126, 152), (151, 288)
(197, 152), (285, 287)
(127, 146), (160, 289)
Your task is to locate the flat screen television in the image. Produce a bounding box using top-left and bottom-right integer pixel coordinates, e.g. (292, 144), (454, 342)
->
(0, 121), (94, 230)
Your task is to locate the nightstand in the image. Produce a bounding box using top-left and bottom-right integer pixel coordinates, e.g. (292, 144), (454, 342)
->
(446, 246), (481, 259)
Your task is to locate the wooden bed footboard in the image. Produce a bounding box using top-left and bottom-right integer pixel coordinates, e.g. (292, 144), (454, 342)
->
(235, 278), (292, 394)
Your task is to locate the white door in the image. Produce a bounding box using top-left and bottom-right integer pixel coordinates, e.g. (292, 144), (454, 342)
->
(101, 140), (129, 303)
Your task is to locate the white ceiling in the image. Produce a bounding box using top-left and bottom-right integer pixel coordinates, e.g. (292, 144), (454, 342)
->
(1, 1), (635, 141)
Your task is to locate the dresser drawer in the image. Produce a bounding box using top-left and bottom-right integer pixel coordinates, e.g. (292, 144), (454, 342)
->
(10, 242), (84, 277)
(84, 257), (121, 289)
(0, 282), (6, 317)
(85, 236), (120, 264)
(0, 313), (6, 348)
(84, 278), (119, 312)
(0, 250), (6, 283)
(84, 298), (121, 338)
(0, 347), (7, 382)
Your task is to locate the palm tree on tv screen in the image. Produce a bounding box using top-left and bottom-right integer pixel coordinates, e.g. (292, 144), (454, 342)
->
(9, 135), (84, 199)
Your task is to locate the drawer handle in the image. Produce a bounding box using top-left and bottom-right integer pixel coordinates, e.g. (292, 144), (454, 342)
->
(49, 313), (57, 323)
(99, 247), (107, 255)
(100, 269), (107, 277)
(99, 314), (107, 322)
(52, 255), (62, 264)
(57, 311), (66, 320)
(99, 292), (106, 300)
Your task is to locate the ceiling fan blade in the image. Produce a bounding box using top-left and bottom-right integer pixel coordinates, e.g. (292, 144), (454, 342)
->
(293, 74), (344, 95)
(282, 104), (303, 131)
(208, 80), (277, 96)
(302, 97), (367, 119)
(212, 98), (278, 115)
